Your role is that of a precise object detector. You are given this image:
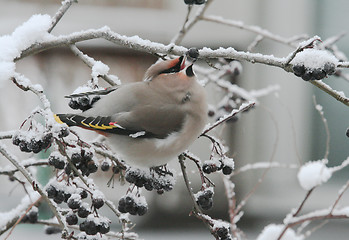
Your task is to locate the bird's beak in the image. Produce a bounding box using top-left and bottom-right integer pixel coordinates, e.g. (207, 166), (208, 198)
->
(185, 64), (195, 77)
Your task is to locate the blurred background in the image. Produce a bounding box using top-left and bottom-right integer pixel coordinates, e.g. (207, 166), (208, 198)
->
(1, 0), (349, 239)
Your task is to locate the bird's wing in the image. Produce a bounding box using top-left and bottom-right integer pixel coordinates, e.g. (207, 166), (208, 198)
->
(54, 105), (186, 139)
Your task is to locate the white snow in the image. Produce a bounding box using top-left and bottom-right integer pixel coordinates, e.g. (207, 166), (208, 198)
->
(297, 160), (332, 191)
(0, 190), (40, 232)
(0, 14), (52, 86)
(257, 224), (303, 240)
(291, 48), (339, 69)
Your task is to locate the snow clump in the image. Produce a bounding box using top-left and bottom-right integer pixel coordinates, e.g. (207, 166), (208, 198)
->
(297, 160), (332, 191)
(256, 224), (304, 240)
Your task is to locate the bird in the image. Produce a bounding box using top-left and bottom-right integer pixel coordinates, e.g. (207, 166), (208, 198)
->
(54, 56), (208, 168)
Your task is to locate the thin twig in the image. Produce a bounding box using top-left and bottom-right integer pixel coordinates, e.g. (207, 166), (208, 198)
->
(0, 143), (68, 237)
(313, 96), (330, 159)
(48, 0), (77, 33)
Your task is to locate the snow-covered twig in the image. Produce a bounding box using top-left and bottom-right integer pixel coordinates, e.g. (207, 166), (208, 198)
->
(171, 0), (213, 45)
(202, 101), (255, 135)
(231, 161), (298, 176)
(0, 143), (68, 237)
(201, 15), (305, 48)
(48, 0), (77, 33)
(69, 44), (120, 86)
(313, 96), (330, 159)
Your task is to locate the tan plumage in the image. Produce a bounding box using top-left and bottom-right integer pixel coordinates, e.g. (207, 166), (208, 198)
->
(55, 56), (207, 167)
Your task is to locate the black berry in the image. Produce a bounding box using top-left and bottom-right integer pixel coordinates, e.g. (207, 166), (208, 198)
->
(58, 127), (69, 138)
(92, 197), (104, 209)
(101, 161), (110, 172)
(78, 205), (90, 218)
(184, 0), (195, 4)
(68, 99), (80, 110)
(346, 128), (349, 138)
(188, 47), (199, 59)
(67, 197), (81, 209)
(66, 212), (78, 225)
(98, 221), (110, 234)
(46, 185), (57, 199)
(195, 0), (206, 4)
(293, 64), (305, 77)
(45, 226), (61, 235)
(27, 209), (38, 223)
(222, 165), (233, 175)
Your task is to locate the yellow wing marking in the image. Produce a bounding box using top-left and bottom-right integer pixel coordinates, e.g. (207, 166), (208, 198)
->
(54, 114), (64, 124)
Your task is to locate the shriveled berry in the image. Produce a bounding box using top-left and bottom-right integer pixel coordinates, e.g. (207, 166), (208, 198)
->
(66, 212), (78, 225)
(346, 128), (349, 138)
(58, 127), (69, 138)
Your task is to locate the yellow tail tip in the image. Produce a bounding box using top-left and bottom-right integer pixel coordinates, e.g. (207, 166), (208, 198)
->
(54, 114), (64, 124)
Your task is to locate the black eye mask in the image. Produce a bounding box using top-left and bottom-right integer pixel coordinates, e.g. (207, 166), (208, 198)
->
(160, 56), (184, 74)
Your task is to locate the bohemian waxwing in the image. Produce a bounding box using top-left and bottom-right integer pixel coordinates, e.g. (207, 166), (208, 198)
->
(54, 56), (208, 168)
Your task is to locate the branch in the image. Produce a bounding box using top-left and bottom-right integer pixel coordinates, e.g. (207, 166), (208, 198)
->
(48, 0), (77, 33)
(171, 0), (214, 45)
(69, 44), (120, 86)
(202, 101), (255, 135)
(201, 15), (306, 48)
(0, 143), (68, 237)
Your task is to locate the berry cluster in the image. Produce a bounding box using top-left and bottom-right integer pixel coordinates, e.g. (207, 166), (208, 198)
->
(202, 158), (234, 175)
(195, 188), (214, 210)
(68, 95), (101, 111)
(118, 194), (148, 216)
(214, 225), (232, 240)
(79, 217), (110, 235)
(12, 131), (52, 153)
(69, 149), (98, 177)
(293, 62), (336, 81)
(184, 0), (206, 5)
(125, 167), (175, 194)
(46, 184), (86, 204)
(21, 207), (38, 224)
(45, 183), (110, 236)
